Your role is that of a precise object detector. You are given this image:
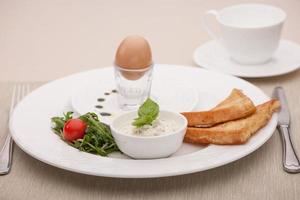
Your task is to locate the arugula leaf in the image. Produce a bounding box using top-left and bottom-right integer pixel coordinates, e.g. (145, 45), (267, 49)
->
(51, 112), (73, 136)
(132, 98), (159, 127)
(51, 112), (119, 157)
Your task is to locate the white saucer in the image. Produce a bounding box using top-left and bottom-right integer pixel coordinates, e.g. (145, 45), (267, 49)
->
(193, 39), (300, 78)
(71, 65), (199, 124)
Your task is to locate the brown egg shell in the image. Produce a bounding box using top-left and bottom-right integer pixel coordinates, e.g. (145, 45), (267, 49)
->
(115, 35), (152, 70)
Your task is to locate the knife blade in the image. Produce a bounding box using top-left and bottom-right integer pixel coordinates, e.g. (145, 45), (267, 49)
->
(273, 87), (300, 173)
(273, 87), (290, 126)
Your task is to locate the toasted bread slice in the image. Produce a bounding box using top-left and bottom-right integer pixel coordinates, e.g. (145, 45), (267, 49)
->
(184, 100), (280, 145)
(181, 89), (256, 127)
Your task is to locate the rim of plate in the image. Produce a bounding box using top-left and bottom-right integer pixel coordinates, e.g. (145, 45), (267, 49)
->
(9, 64), (278, 178)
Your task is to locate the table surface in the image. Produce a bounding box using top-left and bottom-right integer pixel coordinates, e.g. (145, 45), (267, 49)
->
(1, 0), (300, 199)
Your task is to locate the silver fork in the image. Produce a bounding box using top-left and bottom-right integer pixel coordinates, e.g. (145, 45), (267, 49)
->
(0, 84), (30, 175)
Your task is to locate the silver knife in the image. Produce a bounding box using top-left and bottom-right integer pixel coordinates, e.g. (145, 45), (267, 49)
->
(273, 87), (300, 173)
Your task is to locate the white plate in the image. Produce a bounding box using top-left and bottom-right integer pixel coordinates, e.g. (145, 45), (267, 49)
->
(9, 65), (278, 178)
(71, 71), (199, 124)
(193, 40), (300, 78)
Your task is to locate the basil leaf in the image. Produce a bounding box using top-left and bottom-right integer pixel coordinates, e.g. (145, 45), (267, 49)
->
(132, 98), (159, 127)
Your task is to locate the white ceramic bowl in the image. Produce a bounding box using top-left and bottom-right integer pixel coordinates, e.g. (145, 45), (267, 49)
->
(110, 110), (188, 159)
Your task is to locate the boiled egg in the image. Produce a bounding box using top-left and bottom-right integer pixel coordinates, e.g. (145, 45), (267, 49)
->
(115, 35), (152, 80)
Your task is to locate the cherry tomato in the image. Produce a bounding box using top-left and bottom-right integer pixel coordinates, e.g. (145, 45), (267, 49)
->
(63, 119), (87, 141)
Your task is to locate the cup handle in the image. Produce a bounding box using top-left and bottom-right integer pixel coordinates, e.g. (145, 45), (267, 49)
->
(202, 10), (221, 42)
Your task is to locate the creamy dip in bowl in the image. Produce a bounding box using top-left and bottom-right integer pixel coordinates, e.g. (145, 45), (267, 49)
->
(111, 110), (187, 159)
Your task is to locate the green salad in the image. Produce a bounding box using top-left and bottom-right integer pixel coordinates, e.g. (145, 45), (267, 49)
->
(51, 98), (158, 156)
(51, 112), (119, 156)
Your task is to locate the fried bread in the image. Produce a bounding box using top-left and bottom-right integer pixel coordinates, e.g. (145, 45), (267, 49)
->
(184, 100), (280, 145)
(181, 89), (256, 127)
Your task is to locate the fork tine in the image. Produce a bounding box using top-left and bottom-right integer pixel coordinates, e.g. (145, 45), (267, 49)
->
(16, 84), (22, 105)
(13, 85), (22, 114)
(0, 84), (31, 175)
(10, 84), (31, 116)
(9, 85), (17, 116)
(26, 84), (30, 96)
(21, 84), (30, 99)
(21, 84), (27, 99)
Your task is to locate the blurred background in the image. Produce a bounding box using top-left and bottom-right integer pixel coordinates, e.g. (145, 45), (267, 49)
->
(0, 0), (298, 81)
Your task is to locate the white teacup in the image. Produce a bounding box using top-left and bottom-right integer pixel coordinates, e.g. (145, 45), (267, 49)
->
(203, 4), (286, 65)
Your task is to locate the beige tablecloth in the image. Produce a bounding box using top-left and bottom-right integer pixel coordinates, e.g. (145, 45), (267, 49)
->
(1, 0), (300, 199)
